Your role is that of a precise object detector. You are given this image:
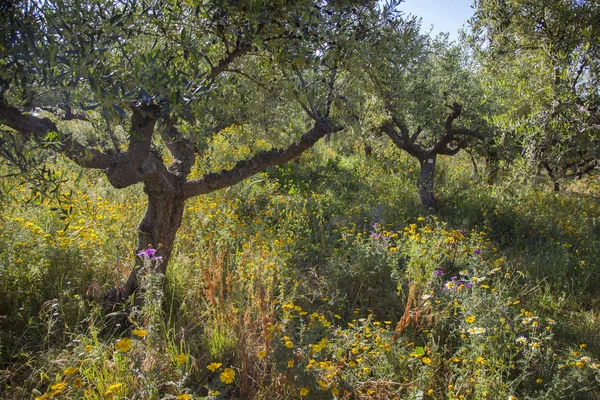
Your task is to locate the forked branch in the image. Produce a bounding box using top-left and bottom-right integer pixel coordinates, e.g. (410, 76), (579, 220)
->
(0, 103), (111, 169)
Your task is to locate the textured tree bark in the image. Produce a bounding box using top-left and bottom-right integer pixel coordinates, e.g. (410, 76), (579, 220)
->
(542, 161), (561, 192)
(484, 149), (499, 185)
(102, 120), (335, 312)
(1, 102), (337, 313)
(417, 155), (437, 209)
(104, 188), (185, 312)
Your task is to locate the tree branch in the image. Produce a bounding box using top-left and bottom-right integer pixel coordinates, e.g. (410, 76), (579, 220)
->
(410, 126), (423, 142)
(445, 102), (462, 131)
(324, 66), (338, 118)
(381, 122), (421, 157)
(391, 116), (411, 141)
(183, 119), (337, 198)
(103, 105), (161, 188)
(449, 127), (485, 140)
(431, 103), (484, 154)
(0, 103), (111, 169)
(206, 40), (253, 82)
(437, 138), (468, 155)
(295, 69), (319, 120)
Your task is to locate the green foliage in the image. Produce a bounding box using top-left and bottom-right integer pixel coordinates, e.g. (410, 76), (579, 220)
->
(2, 145), (600, 399)
(471, 0), (600, 187)
(1, 1), (600, 399)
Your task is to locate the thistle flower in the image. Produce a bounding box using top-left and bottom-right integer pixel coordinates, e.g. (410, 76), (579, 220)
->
(137, 248), (163, 261)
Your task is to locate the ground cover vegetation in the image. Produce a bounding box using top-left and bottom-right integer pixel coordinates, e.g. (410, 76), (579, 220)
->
(1, 0), (599, 399)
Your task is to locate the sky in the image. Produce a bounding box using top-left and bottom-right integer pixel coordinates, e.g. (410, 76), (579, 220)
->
(395, 0), (476, 41)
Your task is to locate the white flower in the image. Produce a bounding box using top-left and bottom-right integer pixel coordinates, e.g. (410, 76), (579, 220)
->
(468, 327), (486, 335)
(515, 336), (528, 345)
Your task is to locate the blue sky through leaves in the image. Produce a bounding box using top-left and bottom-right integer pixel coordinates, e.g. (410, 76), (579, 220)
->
(396, 0), (475, 41)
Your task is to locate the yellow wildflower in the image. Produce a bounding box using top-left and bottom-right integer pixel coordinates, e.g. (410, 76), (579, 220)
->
(421, 357), (432, 365)
(114, 338), (132, 352)
(176, 394), (193, 400)
(220, 368), (236, 384)
(107, 383), (123, 391)
(206, 362), (222, 372)
(63, 367), (78, 375)
(50, 382), (67, 391)
(132, 329), (148, 338)
(174, 353), (189, 365)
(299, 387), (310, 397)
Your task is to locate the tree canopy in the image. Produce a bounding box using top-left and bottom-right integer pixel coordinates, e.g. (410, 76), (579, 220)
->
(471, 0), (600, 188)
(1, 0), (389, 305)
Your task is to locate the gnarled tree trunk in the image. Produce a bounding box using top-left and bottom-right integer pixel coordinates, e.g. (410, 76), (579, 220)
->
(103, 188), (186, 313)
(417, 154), (437, 209)
(380, 104), (483, 211)
(102, 119), (337, 312)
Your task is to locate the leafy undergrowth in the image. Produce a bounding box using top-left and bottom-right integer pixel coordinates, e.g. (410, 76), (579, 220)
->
(1, 146), (599, 399)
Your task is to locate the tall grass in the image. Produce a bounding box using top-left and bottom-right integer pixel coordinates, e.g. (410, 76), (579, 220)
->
(1, 141), (599, 399)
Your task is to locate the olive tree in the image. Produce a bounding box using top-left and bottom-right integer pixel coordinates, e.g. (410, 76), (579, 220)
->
(358, 24), (488, 208)
(471, 0), (600, 190)
(0, 0), (384, 308)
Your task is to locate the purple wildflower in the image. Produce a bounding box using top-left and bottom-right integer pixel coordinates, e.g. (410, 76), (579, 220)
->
(434, 269), (444, 276)
(137, 248), (163, 261)
(451, 276), (458, 281)
(371, 232), (382, 239)
(465, 283), (473, 289)
(138, 248), (156, 258)
(474, 249), (482, 255)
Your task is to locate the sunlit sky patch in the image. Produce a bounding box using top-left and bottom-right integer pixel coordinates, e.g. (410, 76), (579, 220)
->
(394, 0), (476, 41)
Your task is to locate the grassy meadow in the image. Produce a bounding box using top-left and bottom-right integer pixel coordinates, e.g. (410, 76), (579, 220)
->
(1, 133), (600, 399)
